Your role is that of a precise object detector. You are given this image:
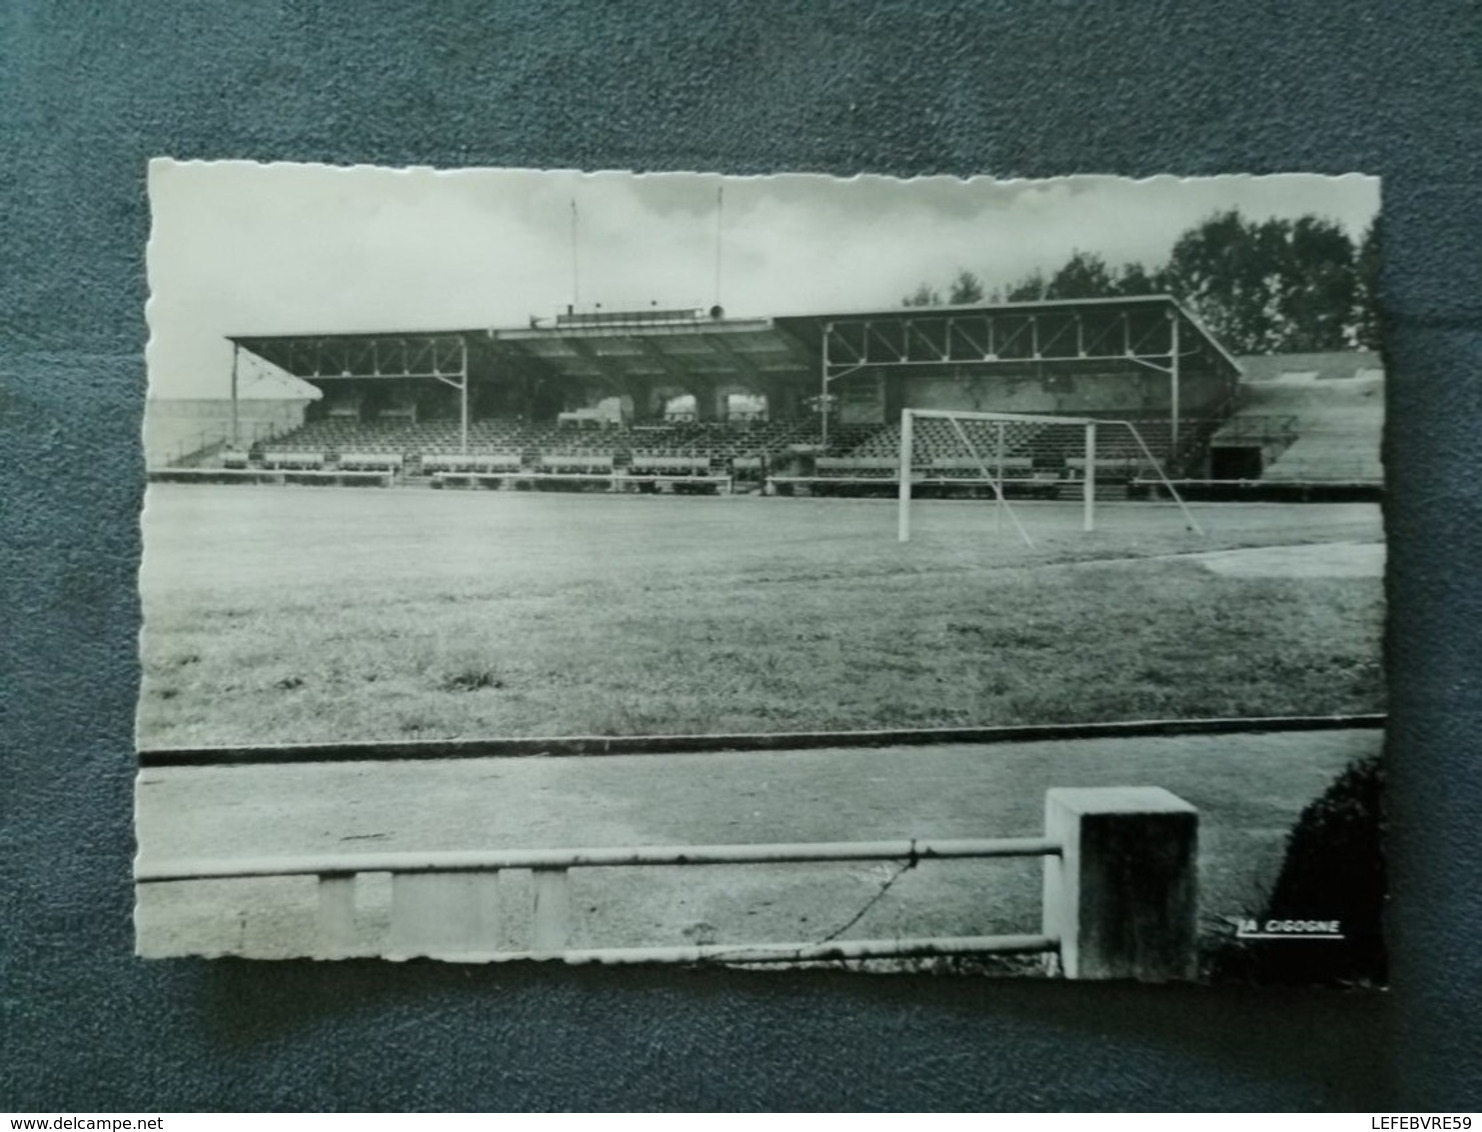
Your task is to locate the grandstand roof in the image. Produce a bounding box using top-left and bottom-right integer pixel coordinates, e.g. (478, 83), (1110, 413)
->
(232, 316), (817, 388)
(230, 294), (1239, 389)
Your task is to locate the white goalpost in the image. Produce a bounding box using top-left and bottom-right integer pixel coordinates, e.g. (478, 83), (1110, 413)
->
(896, 408), (1203, 546)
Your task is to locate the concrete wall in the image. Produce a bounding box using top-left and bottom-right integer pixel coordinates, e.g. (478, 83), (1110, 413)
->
(838, 372), (885, 424)
(887, 359), (1232, 421)
(899, 370), (1161, 416)
(1179, 366), (1231, 415)
(143, 397), (310, 468)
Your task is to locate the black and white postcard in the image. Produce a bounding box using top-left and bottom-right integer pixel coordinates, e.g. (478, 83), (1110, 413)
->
(136, 162), (1384, 982)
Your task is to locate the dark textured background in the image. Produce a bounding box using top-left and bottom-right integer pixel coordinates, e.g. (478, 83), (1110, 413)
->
(3, 0), (1480, 1112)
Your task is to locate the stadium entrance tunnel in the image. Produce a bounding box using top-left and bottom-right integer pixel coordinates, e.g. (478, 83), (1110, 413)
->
(1211, 446), (1263, 480)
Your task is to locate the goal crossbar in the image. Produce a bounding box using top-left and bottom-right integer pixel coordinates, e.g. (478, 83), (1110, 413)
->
(897, 409), (1203, 542)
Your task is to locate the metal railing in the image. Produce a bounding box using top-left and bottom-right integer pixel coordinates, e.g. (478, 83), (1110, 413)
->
(136, 787), (1199, 977)
(1210, 414), (1300, 444)
(431, 471), (733, 494)
(160, 418), (295, 469)
(138, 836), (1056, 965)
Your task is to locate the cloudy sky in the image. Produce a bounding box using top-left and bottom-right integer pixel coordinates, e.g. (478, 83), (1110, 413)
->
(147, 161), (1379, 399)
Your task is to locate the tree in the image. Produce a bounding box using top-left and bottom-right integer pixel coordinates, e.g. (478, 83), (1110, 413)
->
(947, 269), (985, 305)
(1351, 220), (1381, 350)
(901, 208), (1371, 354)
(1277, 215), (1358, 353)
(1003, 269), (1048, 303)
(1044, 251), (1117, 300)
(1160, 210), (1279, 354)
(1116, 261), (1161, 296)
(902, 283), (942, 308)
(1160, 210), (1362, 355)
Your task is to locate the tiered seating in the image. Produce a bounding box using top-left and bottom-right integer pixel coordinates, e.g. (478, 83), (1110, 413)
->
(850, 418), (1049, 464)
(1062, 419), (1171, 473)
(629, 454), (713, 475)
(1261, 434), (1383, 482)
(627, 421), (825, 461)
(266, 419), (422, 456)
(942, 418), (1044, 462)
(845, 428), (898, 459)
(421, 454), (521, 474)
(338, 452), (404, 471)
(260, 450), (326, 470)
(843, 415), (1179, 477)
(539, 454), (614, 474)
(1216, 368), (1383, 483)
(439, 420), (526, 456)
(929, 456), (1034, 479)
(815, 456), (897, 477)
(730, 456), (765, 483)
(258, 416), (900, 478)
(792, 422), (887, 454)
(268, 418), (535, 460)
(1238, 352), (1382, 385)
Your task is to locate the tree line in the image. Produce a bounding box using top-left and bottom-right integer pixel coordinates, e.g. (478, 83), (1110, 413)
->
(903, 210), (1380, 355)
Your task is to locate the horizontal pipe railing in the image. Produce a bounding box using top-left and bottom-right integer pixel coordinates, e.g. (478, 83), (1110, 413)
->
(1142, 477), (1384, 487)
(767, 474), (1067, 485)
(135, 787), (1201, 978)
(135, 835), (1059, 884)
(148, 468), (394, 485)
(434, 934), (1060, 966)
(433, 472), (733, 488)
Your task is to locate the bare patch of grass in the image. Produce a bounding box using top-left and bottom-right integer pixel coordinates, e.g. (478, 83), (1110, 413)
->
(441, 669), (504, 693)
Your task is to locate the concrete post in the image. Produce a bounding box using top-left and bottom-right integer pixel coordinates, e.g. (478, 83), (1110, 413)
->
(820, 323), (833, 451)
(229, 341), (240, 450)
(531, 867), (571, 953)
(389, 871), (501, 958)
(1043, 786), (1199, 980)
(708, 386), (730, 422)
(692, 386), (720, 422)
(315, 873), (357, 959)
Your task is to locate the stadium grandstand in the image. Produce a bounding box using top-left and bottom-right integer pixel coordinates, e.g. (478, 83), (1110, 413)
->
(1206, 351), (1384, 484)
(149, 297), (1381, 500)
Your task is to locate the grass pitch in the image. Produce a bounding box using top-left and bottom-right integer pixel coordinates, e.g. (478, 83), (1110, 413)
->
(137, 486), (1385, 748)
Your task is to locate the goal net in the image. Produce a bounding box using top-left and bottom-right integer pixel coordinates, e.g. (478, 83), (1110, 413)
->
(896, 409), (1201, 547)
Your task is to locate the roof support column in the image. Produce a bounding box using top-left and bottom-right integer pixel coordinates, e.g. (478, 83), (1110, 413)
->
(820, 322), (832, 451)
(229, 341), (240, 449)
(460, 337), (470, 456)
(692, 384), (721, 422)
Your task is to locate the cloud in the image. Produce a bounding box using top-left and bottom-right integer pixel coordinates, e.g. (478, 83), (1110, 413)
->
(146, 161), (1379, 398)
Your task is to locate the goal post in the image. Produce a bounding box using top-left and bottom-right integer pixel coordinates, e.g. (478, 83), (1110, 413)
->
(896, 408), (1202, 543)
